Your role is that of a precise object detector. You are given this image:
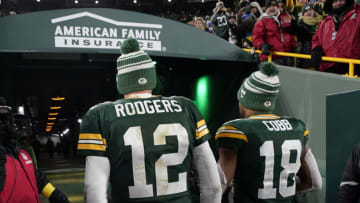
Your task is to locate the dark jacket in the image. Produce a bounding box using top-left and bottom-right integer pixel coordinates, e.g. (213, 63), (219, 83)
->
(338, 144), (360, 203)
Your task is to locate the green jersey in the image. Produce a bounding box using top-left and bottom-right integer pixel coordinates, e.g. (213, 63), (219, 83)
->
(216, 113), (309, 203)
(78, 96), (210, 203)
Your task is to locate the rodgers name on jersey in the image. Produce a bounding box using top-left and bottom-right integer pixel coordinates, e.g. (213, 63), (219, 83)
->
(114, 99), (183, 117)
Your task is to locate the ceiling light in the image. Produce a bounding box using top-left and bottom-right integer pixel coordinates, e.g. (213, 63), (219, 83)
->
(95, 0), (99, 4)
(18, 106), (24, 115)
(77, 119), (82, 124)
(168, 0), (171, 2)
(133, 0), (137, 3)
(50, 106), (61, 110)
(36, 0), (40, 2)
(74, 0), (78, 3)
(63, 128), (70, 134)
(51, 97), (65, 101)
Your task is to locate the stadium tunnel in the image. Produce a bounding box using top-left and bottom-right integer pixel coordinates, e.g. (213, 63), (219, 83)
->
(0, 8), (258, 154)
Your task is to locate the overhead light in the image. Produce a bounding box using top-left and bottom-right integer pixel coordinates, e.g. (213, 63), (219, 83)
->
(63, 128), (70, 134)
(49, 112), (58, 116)
(95, 0), (99, 4)
(77, 119), (82, 124)
(133, 0), (137, 3)
(18, 106), (24, 115)
(47, 123), (55, 125)
(48, 117), (57, 120)
(202, 0), (204, 2)
(74, 0), (78, 3)
(50, 106), (61, 110)
(51, 97), (65, 101)
(168, 0), (171, 2)
(36, 0), (40, 2)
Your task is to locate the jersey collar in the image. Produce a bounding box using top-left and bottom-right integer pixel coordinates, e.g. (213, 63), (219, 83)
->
(248, 113), (280, 119)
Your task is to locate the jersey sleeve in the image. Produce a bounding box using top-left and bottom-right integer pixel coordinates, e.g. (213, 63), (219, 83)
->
(303, 128), (309, 145)
(215, 124), (248, 152)
(300, 120), (309, 146)
(184, 98), (211, 146)
(77, 106), (107, 157)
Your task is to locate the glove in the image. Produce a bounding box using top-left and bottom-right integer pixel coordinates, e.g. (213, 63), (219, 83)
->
(309, 46), (323, 68)
(49, 189), (70, 203)
(260, 43), (273, 56)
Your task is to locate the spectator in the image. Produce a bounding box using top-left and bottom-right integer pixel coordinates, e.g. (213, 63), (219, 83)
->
(253, 0), (297, 65)
(296, 3), (323, 68)
(338, 143), (360, 203)
(215, 62), (322, 202)
(211, 1), (230, 40)
(228, 15), (239, 44)
(236, 2), (263, 47)
(310, 0), (360, 74)
(77, 38), (222, 203)
(194, 16), (206, 31)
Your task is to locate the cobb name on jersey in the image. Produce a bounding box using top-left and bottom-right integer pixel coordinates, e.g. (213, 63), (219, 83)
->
(262, 119), (293, 131)
(114, 99), (183, 117)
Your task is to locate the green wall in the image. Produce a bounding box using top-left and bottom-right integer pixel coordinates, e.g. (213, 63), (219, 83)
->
(275, 66), (360, 203)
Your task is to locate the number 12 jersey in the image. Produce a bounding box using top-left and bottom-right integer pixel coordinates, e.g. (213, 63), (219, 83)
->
(77, 96), (210, 203)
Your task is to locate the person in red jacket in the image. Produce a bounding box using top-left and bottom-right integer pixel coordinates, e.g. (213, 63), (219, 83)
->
(0, 99), (69, 203)
(310, 0), (360, 74)
(253, 0), (297, 65)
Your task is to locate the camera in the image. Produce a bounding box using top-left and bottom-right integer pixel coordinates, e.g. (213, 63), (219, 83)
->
(0, 104), (32, 138)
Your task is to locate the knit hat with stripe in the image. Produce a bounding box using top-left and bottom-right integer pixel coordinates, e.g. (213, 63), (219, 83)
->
(237, 62), (280, 112)
(116, 38), (156, 95)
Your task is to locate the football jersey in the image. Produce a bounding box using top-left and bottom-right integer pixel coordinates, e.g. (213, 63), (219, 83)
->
(215, 113), (309, 203)
(77, 96), (210, 203)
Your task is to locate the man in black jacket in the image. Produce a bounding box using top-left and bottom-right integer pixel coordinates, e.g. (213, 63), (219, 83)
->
(338, 144), (360, 203)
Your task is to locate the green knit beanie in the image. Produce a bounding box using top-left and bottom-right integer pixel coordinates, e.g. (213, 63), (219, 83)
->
(116, 38), (156, 95)
(237, 62), (280, 112)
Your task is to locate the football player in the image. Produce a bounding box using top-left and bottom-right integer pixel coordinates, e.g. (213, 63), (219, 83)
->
(216, 62), (322, 203)
(77, 38), (222, 203)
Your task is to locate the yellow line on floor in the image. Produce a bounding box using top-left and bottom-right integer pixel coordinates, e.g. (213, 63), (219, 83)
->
(68, 195), (84, 203)
(51, 178), (84, 184)
(47, 172), (85, 179)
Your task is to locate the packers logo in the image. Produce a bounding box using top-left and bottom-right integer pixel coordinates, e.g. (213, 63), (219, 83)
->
(264, 101), (272, 107)
(138, 77), (148, 85)
(240, 89), (246, 98)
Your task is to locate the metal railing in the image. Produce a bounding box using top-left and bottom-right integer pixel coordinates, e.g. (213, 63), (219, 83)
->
(242, 48), (360, 77)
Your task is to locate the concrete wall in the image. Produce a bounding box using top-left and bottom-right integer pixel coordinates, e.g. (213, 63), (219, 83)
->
(275, 65), (360, 203)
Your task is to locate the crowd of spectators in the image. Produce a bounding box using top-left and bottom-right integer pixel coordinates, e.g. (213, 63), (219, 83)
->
(166, 0), (360, 75)
(1, 0), (359, 75)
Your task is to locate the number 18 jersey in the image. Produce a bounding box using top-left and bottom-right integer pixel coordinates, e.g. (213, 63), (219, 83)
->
(215, 114), (309, 203)
(77, 96), (210, 203)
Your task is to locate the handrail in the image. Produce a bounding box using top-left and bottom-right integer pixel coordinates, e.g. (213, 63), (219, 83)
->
(242, 48), (360, 77)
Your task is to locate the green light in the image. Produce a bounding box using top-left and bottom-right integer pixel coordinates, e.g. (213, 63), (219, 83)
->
(195, 76), (210, 120)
